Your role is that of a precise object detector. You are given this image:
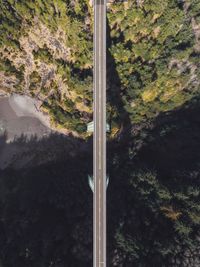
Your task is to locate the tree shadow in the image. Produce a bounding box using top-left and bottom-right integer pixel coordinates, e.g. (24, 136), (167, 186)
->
(107, 97), (200, 266)
(136, 97), (200, 176)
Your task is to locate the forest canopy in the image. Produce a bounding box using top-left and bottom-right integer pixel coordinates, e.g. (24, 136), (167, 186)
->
(0, 0), (200, 266)
(0, 0), (200, 134)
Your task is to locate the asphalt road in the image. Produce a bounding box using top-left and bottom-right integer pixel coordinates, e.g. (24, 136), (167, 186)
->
(93, 0), (107, 266)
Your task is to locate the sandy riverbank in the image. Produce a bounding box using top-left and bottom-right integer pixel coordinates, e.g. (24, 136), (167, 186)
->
(0, 94), (54, 169)
(9, 94), (51, 128)
(0, 94), (52, 142)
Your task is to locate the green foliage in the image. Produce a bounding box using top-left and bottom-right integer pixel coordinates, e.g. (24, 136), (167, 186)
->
(29, 71), (41, 92)
(188, 0), (200, 17)
(108, 0), (199, 124)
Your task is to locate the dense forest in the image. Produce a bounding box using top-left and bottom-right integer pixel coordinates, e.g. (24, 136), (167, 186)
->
(0, 0), (200, 266)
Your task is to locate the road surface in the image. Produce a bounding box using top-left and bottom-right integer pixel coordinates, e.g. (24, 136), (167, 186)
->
(93, 0), (107, 267)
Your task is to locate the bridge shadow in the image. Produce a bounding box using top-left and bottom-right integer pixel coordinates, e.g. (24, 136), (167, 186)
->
(106, 14), (133, 188)
(106, 16), (131, 133)
(106, 15), (136, 262)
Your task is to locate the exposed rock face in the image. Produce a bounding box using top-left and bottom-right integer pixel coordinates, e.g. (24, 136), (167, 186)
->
(0, 21), (72, 95)
(136, 0), (145, 8)
(183, 0), (200, 52)
(19, 20), (71, 61)
(169, 59), (200, 90)
(192, 18), (200, 52)
(0, 72), (19, 92)
(0, 6), (93, 136)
